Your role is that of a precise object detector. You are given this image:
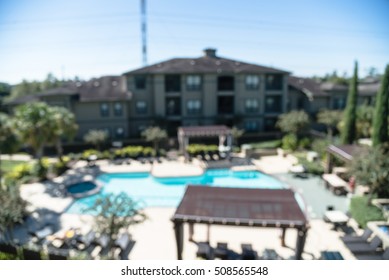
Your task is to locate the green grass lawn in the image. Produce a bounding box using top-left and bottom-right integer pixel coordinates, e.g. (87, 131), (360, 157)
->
(0, 159), (26, 173)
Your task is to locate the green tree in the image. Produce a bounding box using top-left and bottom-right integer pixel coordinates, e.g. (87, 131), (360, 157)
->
(372, 64), (389, 146)
(83, 129), (108, 150)
(230, 126), (244, 146)
(0, 113), (20, 188)
(50, 107), (78, 162)
(14, 102), (55, 177)
(8, 73), (62, 100)
(356, 105), (375, 139)
(276, 110), (310, 135)
(141, 126), (167, 156)
(0, 186), (27, 244)
(317, 109), (343, 138)
(84, 192), (146, 258)
(349, 144), (389, 200)
(341, 61), (358, 144)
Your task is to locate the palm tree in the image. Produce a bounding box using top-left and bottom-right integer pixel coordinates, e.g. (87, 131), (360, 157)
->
(84, 129), (109, 150)
(84, 192), (146, 259)
(14, 102), (54, 174)
(141, 126), (167, 156)
(230, 126), (244, 146)
(50, 107), (78, 162)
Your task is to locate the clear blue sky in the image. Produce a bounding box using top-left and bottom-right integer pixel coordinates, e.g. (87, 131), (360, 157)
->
(0, 0), (388, 84)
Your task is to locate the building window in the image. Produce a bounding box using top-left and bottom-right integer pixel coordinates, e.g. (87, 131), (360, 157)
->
(100, 103), (109, 117)
(265, 96), (282, 113)
(134, 75), (146, 90)
(165, 75), (181, 92)
(217, 76), (234, 91)
(265, 74), (283, 90)
(137, 125), (147, 137)
(245, 75), (259, 90)
(186, 75), (201, 91)
(264, 118), (277, 131)
(333, 97), (346, 109)
(187, 100), (201, 115)
(245, 121), (258, 132)
(217, 96), (234, 114)
(115, 127), (124, 139)
(245, 99), (258, 113)
(136, 101), (147, 114)
(114, 102), (123, 116)
(166, 97), (181, 116)
(103, 128), (111, 138)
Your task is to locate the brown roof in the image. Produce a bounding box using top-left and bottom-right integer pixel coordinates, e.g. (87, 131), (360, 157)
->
(6, 76), (131, 105)
(124, 50), (289, 75)
(288, 76), (328, 98)
(327, 144), (364, 161)
(77, 76), (131, 102)
(178, 125), (231, 137)
(173, 186), (308, 228)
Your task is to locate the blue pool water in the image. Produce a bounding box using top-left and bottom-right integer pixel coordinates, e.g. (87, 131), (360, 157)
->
(66, 169), (286, 213)
(67, 181), (97, 194)
(379, 226), (389, 235)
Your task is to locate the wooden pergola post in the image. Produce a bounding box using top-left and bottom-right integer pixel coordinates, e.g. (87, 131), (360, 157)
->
(174, 221), (184, 260)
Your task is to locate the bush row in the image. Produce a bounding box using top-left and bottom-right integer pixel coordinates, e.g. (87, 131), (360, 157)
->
(3, 157), (70, 186)
(81, 146), (155, 160)
(186, 144), (219, 156)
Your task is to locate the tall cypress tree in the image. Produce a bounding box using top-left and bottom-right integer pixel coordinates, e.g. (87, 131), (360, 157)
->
(372, 64), (389, 146)
(341, 61), (358, 144)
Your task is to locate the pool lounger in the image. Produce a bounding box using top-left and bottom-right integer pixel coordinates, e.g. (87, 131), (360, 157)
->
(341, 228), (373, 243)
(355, 248), (389, 260)
(346, 236), (382, 254)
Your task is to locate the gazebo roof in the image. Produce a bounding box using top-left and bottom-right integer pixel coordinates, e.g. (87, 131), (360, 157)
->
(178, 125), (231, 137)
(172, 186), (308, 229)
(327, 144), (363, 161)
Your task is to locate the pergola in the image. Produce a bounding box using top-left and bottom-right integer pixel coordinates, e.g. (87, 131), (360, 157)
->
(172, 186), (310, 260)
(326, 144), (363, 173)
(177, 125), (233, 161)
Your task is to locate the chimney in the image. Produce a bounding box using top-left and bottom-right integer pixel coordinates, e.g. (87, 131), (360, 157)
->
(203, 48), (217, 58)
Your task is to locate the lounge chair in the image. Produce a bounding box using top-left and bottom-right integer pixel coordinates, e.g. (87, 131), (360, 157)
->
(22, 248), (42, 260)
(114, 233), (132, 251)
(346, 236), (382, 254)
(95, 234), (109, 249)
(77, 231), (96, 247)
(48, 248), (69, 260)
(214, 242), (229, 260)
(118, 240), (136, 260)
(241, 243), (256, 260)
(341, 228), (373, 243)
(355, 248), (389, 260)
(262, 248), (282, 260)
(196, 242), (213, 260)
(320, 251), (344, 260)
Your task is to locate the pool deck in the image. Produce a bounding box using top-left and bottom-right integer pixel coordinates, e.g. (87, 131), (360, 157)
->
(17, 155), (357, 260)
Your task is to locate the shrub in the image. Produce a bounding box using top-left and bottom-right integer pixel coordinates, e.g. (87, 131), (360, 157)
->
(299, 137), (311, 149)
(81, 149), (101, 160)
(142, 147), (155, 157)
(0, 251), (19, 260)
(311, 139), (330, 160)
(187, 144), (218, 156)
(282, 134), (298, 151)
(249, 140), (282, 149)
(349, 196), (385, 228)
(4, 162), (34, 185)
(120, 146), (144, 158)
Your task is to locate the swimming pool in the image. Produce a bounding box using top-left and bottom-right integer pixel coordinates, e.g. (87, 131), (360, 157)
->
(66, 169), (286, 213)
